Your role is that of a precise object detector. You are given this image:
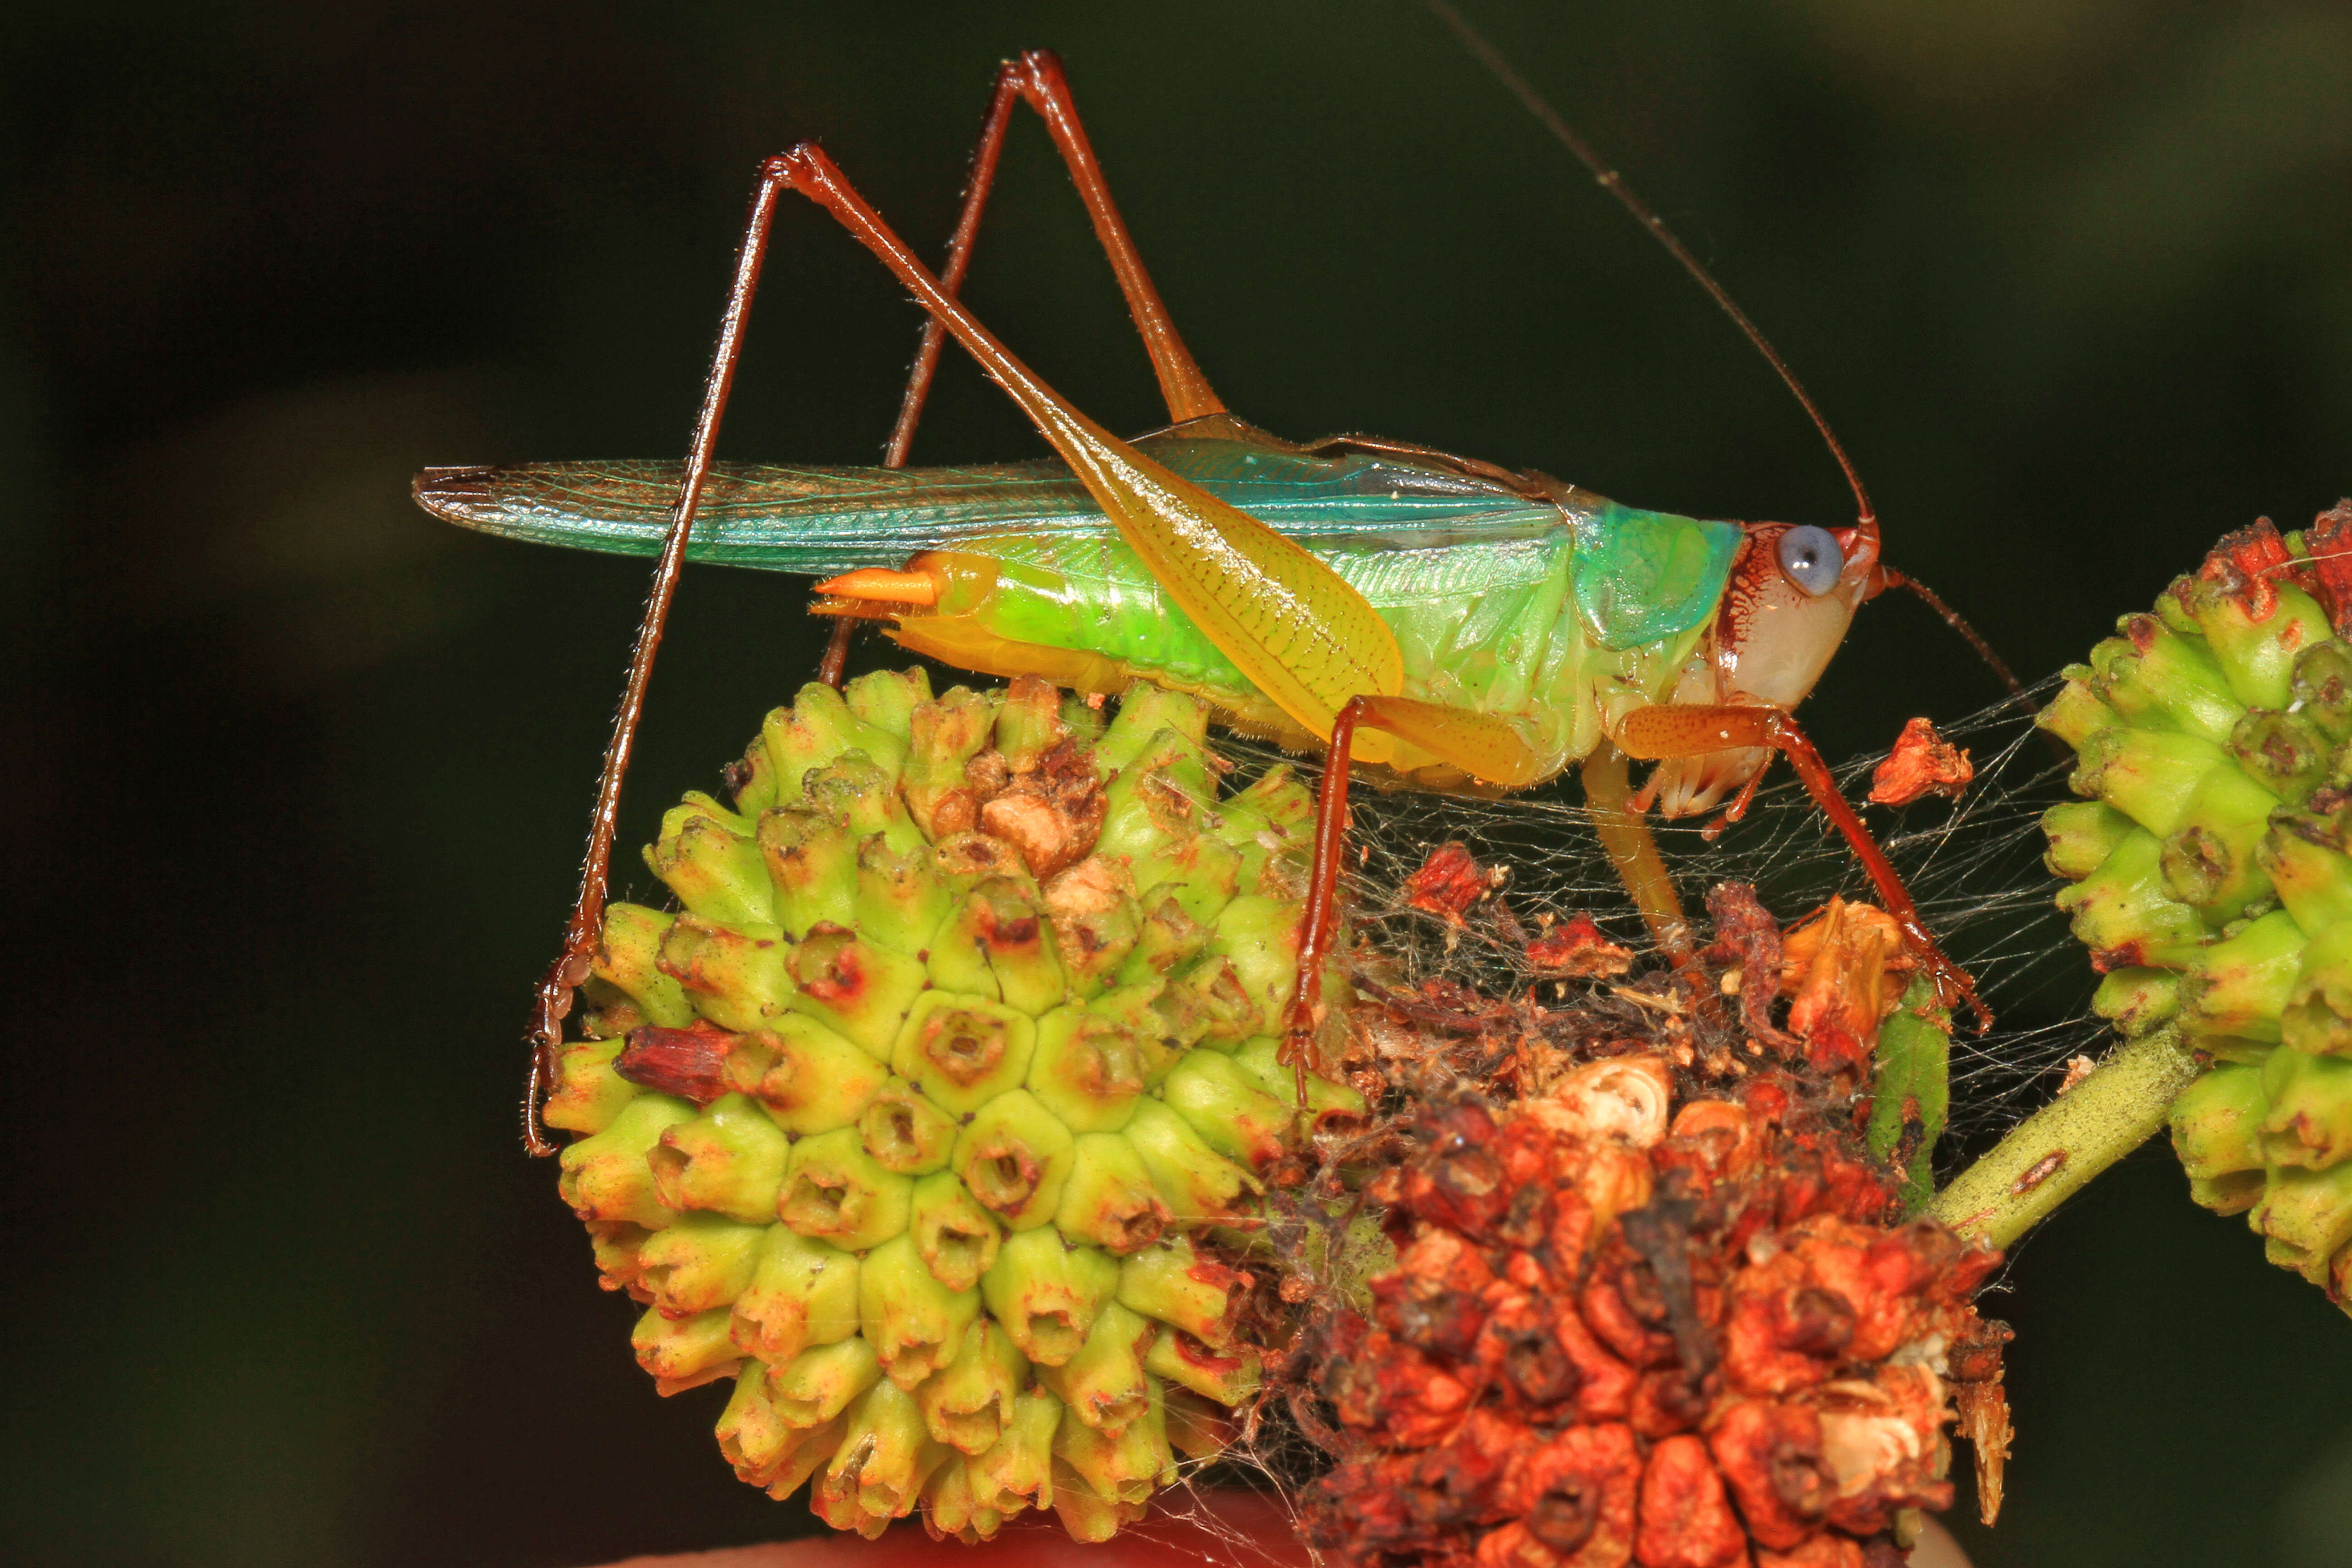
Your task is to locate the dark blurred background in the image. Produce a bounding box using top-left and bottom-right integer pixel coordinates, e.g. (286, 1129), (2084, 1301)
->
(11, 1), (2352, 1564)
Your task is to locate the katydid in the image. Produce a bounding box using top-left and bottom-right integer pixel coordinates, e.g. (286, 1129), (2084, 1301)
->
(413, 44), (1999, 1147)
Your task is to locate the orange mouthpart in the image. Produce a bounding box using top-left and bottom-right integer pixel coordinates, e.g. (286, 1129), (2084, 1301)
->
(812, 566), (937, 606)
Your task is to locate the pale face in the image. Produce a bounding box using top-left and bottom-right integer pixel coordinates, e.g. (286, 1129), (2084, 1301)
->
(1641, 520), (1876, 818)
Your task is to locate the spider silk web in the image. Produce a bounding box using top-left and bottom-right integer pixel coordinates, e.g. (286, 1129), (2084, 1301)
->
(1318, 675), (2098, 1137)
(1121, 678), (2103, 1553)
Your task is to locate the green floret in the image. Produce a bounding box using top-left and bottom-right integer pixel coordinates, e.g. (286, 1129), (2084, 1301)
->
(2046, 519), (2352, 1315)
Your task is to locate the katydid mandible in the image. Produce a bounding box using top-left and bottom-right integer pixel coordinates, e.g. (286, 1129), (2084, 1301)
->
(414, 43), (1996, 1151)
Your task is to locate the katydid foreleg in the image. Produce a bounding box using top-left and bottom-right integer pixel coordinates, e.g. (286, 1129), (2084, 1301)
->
(1617, 702), (1989, 1026)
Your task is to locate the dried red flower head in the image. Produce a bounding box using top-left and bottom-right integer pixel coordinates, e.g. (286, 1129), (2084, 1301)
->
(1298, 1051), (2003, 1568)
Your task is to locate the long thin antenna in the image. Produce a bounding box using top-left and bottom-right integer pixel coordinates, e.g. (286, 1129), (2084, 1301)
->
(1879, 568), (2024, 700)
(1421, 0), (1876, 536)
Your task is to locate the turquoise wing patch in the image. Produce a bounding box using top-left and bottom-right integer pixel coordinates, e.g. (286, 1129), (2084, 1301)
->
(1568, 502), (1742, 650)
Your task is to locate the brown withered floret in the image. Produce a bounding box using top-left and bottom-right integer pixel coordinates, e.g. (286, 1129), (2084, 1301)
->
(1403, 1105), (1522, 1240)
(977, 734), (1106, 880)
(1551, 1294), (1640, 1423)
(1407, 840), (1494, 924)
(614, 1019), (736, 1104)
(1293, 887), (2007, 1568)
(1780, 898), (1908, 1075)
(1813, 1365), (1955, 1536)
(2303, 500), (2352, 636)
(1526, 912), (1637, 979)
(1866, 716), (1973, 808)
(1705, 881), (1798, 1052)
(1946, 1316), (2014, 1524)
(1707, 1397), (1832, 1550)
(1481, 1421), (1640, 1568)
(1376, 1228), (1500, 1362)
(2185, 514), (2297, 620)
(1635, 1433), (1751, 1568)
(1475, 1290), (1583, 1410)
(1579, 1262), (1683, 1371)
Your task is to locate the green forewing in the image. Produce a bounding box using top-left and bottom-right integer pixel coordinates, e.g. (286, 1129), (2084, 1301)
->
(416, 431), (1563, 575)
(416, 430), (1740, 655)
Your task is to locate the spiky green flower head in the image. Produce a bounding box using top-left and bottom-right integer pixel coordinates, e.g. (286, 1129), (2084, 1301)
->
(547, 670), (1364, 1542)
(2042, 506), (2352, 1312)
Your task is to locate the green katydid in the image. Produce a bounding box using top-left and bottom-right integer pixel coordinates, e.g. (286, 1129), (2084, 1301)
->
(414, 44), (2002, 1147)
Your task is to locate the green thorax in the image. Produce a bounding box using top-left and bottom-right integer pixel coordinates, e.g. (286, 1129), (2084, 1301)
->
(955, 491), (1737, 766)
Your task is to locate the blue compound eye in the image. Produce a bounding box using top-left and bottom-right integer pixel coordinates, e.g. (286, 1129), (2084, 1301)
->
(1776, 525), (1843, 596)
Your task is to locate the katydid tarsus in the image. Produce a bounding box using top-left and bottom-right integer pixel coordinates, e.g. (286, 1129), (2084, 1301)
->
(413, 41), (2009, 1149)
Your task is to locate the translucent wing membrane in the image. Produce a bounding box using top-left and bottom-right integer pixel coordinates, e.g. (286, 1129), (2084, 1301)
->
(414, 427), (1563, 577)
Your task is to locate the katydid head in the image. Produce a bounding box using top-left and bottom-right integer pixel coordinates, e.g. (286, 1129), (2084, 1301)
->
(1644, 519), (1877, 817)
(1725, 521), (1877, 709)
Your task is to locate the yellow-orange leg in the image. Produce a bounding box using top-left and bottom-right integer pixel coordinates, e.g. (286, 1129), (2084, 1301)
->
(1616, 703), (1990, 1029)
(1579, 743), (1693, 962)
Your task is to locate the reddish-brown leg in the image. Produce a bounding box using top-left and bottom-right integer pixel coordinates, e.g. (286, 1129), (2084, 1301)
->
(521, 172), (785, 1154)
(534, 56), (1233, 1148)
(819, 66), (1017, 690)
(1279, 699), (1374, 1106)
(997, 49), (1224, 421)
(883, 50), (1225, 440)
(815, 48), (1224, 691)
(815, 615), (855, 689)
(1617, 703), (1990, 1029)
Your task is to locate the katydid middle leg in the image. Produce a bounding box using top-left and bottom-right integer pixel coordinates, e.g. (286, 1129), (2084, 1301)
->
(1278, 693), (1564, 1097)
(1273, 694), (1701, 1097)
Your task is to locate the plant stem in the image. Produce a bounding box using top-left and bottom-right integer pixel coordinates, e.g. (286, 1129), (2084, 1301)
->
(1928, 1025), (2200, 1250)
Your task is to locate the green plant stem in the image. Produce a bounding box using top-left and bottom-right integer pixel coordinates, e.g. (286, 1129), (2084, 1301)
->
(1928, 1025), (2200, 1250)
